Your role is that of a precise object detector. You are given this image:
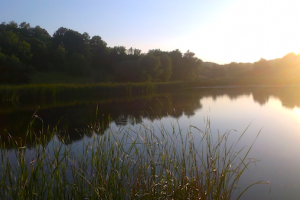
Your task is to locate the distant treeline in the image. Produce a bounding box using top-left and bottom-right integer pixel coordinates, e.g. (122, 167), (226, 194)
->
(1, 21), (300, 85)
(0, 21), (201, 84)
(202, 53), (300, 83)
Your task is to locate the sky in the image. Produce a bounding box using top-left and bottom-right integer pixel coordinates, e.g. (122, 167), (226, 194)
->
(1, 0), (300, 64)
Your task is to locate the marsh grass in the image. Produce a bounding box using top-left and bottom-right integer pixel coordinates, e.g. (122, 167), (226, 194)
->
(0, 82), (186, 105)
(0, 115), (263, 199)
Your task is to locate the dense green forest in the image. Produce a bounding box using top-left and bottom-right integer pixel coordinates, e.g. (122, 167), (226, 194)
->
(0, 21), (201, 84)
(1, 21), (300, 84)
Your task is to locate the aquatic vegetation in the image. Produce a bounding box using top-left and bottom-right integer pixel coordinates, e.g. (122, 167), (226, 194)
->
(0, 116), (263, 199)
(0, 82), (186, 105)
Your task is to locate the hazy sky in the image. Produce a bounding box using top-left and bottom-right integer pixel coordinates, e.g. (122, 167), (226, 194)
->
(1, 0), (300, 64)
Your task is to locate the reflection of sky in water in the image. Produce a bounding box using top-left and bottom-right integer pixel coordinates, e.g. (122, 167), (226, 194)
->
(169, 94), (300, 199)
(111, 93), (300, 199)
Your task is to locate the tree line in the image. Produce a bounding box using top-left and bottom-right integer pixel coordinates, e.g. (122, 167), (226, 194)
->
(202, 52), (300, 81)
(1, 21), (300, 84)
(0, 21), (201, 84)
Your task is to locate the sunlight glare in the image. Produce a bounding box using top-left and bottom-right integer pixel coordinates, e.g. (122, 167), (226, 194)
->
(185, 0), (300, 64)
(293, 107), (300, 117)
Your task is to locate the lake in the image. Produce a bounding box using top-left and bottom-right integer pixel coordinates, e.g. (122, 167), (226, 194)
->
(1, 85), (300, 199)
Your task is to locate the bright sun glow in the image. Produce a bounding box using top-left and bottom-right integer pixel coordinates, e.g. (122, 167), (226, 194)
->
(175, 0), (300, 64)
(293, 107), (300, 117)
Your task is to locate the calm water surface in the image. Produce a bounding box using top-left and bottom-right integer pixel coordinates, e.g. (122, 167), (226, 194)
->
(1, 86), (300, 199)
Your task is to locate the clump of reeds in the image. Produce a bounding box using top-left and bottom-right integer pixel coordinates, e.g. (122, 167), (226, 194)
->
(0, 116), (262, 199)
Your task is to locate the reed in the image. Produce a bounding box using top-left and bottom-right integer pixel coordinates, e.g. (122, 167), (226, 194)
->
(0, 115), (263, 199)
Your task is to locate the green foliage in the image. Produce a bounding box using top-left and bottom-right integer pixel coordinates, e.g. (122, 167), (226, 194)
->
(67, 52), (89, 76)
(52, 45), (68, 71)
(89, 36), (109, 71)
(1, 20), (298, 85)
(52, 27), (68, 48)
(18, 22), (31, 39)
(0, 82), (186, 105)
(90, 35), (106, 47)
(138, 54), (162, 81)
(0, 21), (205, 84)
(0, 53), (31, 84)
(115, 60), (139, 82)
(17, 41), (32, 64)
(127, 47), (141, 58)
(29, 38), (49, 71)
(108, 46), (127, 67)
(31, 25), (51, 42)
(159, 55), (172, 81)
(0, 31), (19, 54)
(63, 30), (86, 55)
(182, 50), (202, 81)
(169, 49), (185, 80)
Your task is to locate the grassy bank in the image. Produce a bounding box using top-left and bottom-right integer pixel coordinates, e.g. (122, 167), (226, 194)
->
(2, 77), (299, 105)
(0, 116), (263, 199)
(0, 82), (186, 104)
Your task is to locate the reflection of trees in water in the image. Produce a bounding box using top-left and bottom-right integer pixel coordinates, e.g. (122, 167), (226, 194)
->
(251, 87), (300, 108)
(195, 87), (300, 109)
(0, 93), (203, 147)
(2, 86), (300, 147)
(195, 88), (252, 102)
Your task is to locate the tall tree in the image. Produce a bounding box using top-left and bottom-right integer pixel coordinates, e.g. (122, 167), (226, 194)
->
(31, 26), (51, 42)
(89, 35), (109, 70)
(19, 22), (31, 39)
(63, 30), (86, 55)
(182, 50), (202, 80)
(168, 49), (184, 81)
(52, 27), (68, 48)
(138, 54), (161, 81)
